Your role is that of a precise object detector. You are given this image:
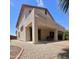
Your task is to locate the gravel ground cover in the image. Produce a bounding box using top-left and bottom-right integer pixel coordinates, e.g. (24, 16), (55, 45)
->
(10, 40), (69, 59)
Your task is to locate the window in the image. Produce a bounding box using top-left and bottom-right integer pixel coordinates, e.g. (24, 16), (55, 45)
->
(25, 10), (31, 18)
(20, 26), (23, 31)
(18, 32), (20, 37)
(45, 10), (47, 15)
(29, 10), (31, 13)
(25, 12), (29, 18)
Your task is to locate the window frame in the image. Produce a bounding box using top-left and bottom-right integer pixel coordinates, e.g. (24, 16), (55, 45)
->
(20, 26), (23, 31)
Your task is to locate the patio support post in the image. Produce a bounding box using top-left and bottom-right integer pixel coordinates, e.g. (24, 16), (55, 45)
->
(32, 8), (38, 43)
(54, 30), (58, 41)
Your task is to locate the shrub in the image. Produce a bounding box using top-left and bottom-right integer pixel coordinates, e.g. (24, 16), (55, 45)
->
(64, 30), (69, 40)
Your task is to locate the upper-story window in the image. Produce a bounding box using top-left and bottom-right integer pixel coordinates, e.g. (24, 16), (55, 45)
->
(29, 10), (31, 13)
(25, 12), (29, 18)
(20, 26), (23, 31)
(25, 10), (31, 18)
(45, 10), (47, 15)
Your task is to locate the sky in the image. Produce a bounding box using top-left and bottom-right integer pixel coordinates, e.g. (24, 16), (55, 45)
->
(10, 0), (69, 35)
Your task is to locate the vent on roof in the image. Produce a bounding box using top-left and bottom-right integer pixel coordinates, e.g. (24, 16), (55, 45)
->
(36, 0), (44, 7)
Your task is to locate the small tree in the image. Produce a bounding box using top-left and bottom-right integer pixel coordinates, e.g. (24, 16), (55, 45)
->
(64, 30), (69, 40)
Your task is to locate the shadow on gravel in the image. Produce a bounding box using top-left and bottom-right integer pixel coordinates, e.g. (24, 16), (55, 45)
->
(57, 48), (69, 59)
(36, 40), (68, 44)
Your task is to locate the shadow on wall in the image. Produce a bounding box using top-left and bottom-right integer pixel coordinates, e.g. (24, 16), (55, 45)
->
(36, 40), (68, 44)
(57, 48), (69, 59)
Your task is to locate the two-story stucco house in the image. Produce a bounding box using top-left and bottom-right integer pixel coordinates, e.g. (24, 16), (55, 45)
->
(16, 4), (65, 43)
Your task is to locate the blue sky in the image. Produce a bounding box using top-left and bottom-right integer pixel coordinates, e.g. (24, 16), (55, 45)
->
(10, 0), (69, 35)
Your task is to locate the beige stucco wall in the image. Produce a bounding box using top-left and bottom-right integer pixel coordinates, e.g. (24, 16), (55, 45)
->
(34, 8), (65, 31)
(17, 8), (34, 42)
(16, 6), (64, 42)
(25, 27), (30, 41)
(16, 15), (26, 41)
(34, 9), (57, 29)
(16, 8), (58, 42)
(18, 6), (33, 27)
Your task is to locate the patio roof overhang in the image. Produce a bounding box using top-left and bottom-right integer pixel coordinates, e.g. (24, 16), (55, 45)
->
(35, 13), (65, 32)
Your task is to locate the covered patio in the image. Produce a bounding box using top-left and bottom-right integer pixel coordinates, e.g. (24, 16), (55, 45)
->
(24, 9), (65, 43)
(25, 17), (64, 43)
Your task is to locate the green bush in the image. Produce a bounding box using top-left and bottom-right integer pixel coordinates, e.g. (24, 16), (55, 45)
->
(64, 30), (69, 40)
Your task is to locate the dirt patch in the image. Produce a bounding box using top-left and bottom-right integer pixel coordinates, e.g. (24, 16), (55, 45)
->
(10, 45), (23, 59)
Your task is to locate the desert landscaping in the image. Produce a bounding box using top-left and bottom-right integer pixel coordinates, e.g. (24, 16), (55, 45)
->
(10, 40), (68, 59)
